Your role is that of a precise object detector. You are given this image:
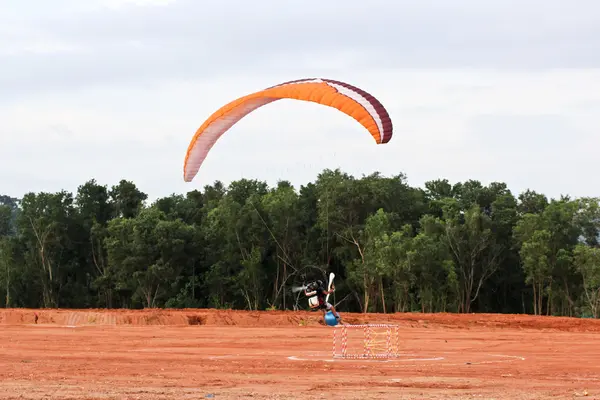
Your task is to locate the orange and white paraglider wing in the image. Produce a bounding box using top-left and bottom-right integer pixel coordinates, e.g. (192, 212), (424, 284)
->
(183, 78), (393, 182)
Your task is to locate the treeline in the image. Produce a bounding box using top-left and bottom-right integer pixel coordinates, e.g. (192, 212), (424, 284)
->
(1, 169), (599, 317)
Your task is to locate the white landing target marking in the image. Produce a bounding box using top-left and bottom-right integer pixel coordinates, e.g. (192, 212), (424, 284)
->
(287, 354), (445, 363)
(475, 354), (526, 364)
(208, 355), (235, 360)
(286, 353), (525, 365)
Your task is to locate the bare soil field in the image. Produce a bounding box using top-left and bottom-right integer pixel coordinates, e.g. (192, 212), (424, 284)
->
(1, 308), (600, 399)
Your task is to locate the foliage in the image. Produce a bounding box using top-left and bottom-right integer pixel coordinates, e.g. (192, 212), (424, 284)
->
(1, 169), (599, 318)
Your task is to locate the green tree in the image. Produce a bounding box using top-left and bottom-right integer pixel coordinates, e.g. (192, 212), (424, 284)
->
(104, 207), (196, 308)
(345, 208), (394, 313)
(573, 244), (600, 318)
(2, 169), (599, 318)
(442, 201), (502, 313)
(18, 191), (76, 307)
(409, 215), (458, 313)
(109, 180), (147, 219)
(0, 205), (11, 237)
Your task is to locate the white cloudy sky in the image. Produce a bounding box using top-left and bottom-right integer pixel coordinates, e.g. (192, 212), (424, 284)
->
(1, 0), (599, 202)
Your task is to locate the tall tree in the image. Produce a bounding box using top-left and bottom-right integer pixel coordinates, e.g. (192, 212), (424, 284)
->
(573, 244), (600, 318)
(442, 200), (502, 313)
(109, 180), (147, 219)
(18, 191), (76, 307)
(104, 207), (196, 308)
(1, 169), (598, 318)
(0, 205), (11, 237)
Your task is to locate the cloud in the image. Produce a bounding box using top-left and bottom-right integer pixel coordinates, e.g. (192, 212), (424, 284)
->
(3, 67), (600, 201)
(97, 0), (177, 9)
(1, 0), (600, 201)
(2, 0), (600, 96)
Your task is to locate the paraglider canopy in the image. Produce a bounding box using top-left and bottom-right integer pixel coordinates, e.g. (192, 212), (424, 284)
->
(182, 78), (393, 182)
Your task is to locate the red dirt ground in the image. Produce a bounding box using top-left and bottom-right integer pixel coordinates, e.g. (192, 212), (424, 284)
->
(1, 309), (600, 399)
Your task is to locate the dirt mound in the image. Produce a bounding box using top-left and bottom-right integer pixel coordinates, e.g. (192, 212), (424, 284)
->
(1, 308), (599, 331)
(385, 312), (600, 332)
(0, 308), (326, 327)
